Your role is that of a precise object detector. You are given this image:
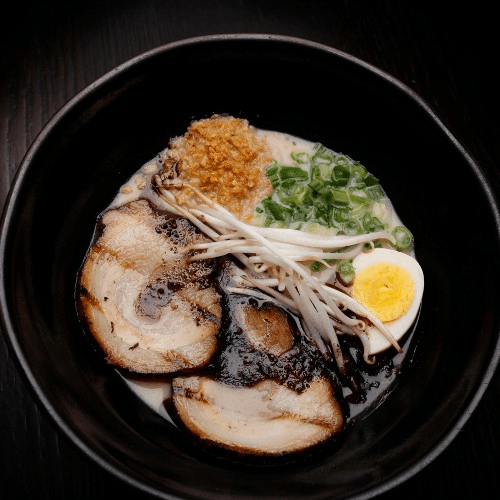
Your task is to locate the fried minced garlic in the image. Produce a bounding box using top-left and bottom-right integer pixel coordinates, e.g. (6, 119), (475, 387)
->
(160, 115), (273, 221)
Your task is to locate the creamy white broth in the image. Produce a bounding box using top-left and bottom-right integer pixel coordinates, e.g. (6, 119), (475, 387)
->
(109, 160), (160, 209)
(121, 373), (172, 418)
(256, 129), (317, 165)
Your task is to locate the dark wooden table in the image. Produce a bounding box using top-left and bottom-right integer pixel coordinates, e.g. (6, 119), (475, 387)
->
(1, 1), (499, 499)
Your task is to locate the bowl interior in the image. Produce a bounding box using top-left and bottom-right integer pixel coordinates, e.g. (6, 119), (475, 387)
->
(2, 35), (500, 499)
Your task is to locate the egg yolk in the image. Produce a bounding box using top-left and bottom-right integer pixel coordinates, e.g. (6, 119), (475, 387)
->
(351, 263), (415, 323)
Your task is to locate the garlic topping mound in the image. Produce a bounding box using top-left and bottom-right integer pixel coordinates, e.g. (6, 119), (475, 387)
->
(159, 115), (273, 221)
(76, 114), (424, 458)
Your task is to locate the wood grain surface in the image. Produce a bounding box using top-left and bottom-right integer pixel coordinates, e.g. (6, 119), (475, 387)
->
(1, 1), (499, 499)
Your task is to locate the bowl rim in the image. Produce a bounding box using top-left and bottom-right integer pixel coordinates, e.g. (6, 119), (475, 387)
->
(1, 33), (500, 500)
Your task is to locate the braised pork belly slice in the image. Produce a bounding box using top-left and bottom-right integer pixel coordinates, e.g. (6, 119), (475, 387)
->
(172, 376), (343, 455)
(171, 298), (343, 455)
(77, 199), (222, 374)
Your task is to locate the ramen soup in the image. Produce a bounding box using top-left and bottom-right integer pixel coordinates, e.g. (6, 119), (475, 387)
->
(76, 115), (424, 459)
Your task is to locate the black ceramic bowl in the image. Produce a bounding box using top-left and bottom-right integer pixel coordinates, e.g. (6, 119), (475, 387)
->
(1, 34), (500, 500)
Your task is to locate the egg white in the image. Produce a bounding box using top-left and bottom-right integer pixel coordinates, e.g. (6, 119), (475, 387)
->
(351, 248), (424, 355)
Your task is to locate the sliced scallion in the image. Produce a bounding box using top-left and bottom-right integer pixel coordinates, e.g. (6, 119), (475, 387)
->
(337, 259), (355, 284)
(279, 166), (309, 181)
(350, 162), (367, 184)
(257, 145), (412, 254)
(330, 188), (349, 207)
(332, 164), (350, 186)
(262, 197), (293, 222)
(310, 261), (323, 272)
(343, 220), (362, 236)
(290, 151), (310, 164)
(392, 226), (413, 251)
(366, 184), (385, 201)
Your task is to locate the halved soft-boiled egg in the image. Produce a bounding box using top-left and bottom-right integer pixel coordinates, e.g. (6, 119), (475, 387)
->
(351, 247), (424, 355)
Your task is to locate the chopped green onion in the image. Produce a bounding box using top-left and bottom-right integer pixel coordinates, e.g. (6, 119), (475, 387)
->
(337, 259), (355, 284)
(314, 202), (334, 227)
(333, 208), (350, 224)
(392, 226), (413, 251)
(290, 151), (310, 164)
(332, 164), (350, 186)
(364, 174), (379, 187)
(262, 197), (293, 222)
(293, 205), (315, 221)
(310, 261), (323, 272)
(279, 178), (295, 190)
(334, 155), (350, 166)
(348, 188), (370, 206)
(308, 178), (325, 193)
(312, 144), (336, 164)
(348, 204), (367, 219)
(266, 162), (308, 185)
(257, 144), (413, 253)
(266, 163), (279, 177)
(267, 220), (288, 228)
(304, 222), (337, 235)
(361, 214), (385, 233)
(366, 184), (385, 201)
(330, 188), (349, 207)
(350, 162), (367, 184)
(276, 184), (313, 207)
(279, 166), (309, 181)
(343, 220), (362, 235)
(311, 163), (332, 183)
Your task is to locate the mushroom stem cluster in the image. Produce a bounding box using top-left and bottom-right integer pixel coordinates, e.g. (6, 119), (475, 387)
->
(154, 180), (402, 373)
